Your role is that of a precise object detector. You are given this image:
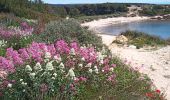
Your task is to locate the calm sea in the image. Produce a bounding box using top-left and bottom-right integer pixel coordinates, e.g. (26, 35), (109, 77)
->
(97, 20), (170, 39)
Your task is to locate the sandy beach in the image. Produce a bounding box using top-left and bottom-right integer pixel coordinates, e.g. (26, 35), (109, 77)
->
(82, 17), (170, 99)
(81, 16), (150, 32)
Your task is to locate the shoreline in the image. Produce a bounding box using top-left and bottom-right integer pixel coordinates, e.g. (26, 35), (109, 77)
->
(81, 16), (150, 32)
(82, 16), (170, 99)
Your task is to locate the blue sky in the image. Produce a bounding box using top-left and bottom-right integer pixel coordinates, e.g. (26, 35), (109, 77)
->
(43, 0), (170, 4)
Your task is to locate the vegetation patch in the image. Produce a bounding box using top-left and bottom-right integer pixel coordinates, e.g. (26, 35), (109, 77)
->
(120, 30), (168, 48)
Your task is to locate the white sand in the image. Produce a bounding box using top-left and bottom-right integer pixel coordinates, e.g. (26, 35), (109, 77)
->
(81, 16), (150, 31)
(82, 17), (170, 99)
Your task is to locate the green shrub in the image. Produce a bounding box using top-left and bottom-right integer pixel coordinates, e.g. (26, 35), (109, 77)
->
(121, 30), (167, 48)
(34, 19), (103, 49)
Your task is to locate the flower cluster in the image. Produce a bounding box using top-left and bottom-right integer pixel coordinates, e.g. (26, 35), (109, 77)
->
(0, 40), (117, 99)
(0, 22), (33, 40)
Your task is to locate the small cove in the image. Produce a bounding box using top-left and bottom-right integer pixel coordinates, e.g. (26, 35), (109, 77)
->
(97, 20), (170, 39)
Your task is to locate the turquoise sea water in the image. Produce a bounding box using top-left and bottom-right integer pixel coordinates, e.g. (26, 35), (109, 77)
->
(97, 20), (170, 39)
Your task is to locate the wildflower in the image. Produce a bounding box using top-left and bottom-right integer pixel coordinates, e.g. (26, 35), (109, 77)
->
(100, 60), (104, 64)
(53, 73), (57, 77)
(21, 82), (27, 86)
(111, 64), (116, 68)
(74, 77), (79, 83)
(88, 68), (93, 73)
(25, 65), (32, 72)
(97, 52), (104, 61)
(0, 70), (7, 79)
(78, 64), (83, 68)
(67, 68), (75, 80)
(94, 66), (99, 74)
(46, 61), (54, 71)
(45, 52), (51, 59)
(34, 62), (42, 71)
(20, 79), (23, 81)
(70, 48), (76, 55)
(23, 89), (26, 92)
(7, 83), (12, 88)
(59, 62), (65, 69)
(107, 74), (116, 82)
(29, 73), (36, 79)
(110, 67), (114, 72)
(81, 57), (85, 61)
(40, 83), (48, 93)
(155, 89), (161, 94)
(51, 77), (55, 80)
(79, 76), (87, 82)
(85, 63), (92, 68)
(54, 55), (62, 63)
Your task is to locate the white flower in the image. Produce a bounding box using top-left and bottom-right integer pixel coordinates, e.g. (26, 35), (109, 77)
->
(59, 62), (65, 69)
(78, 64), (83, 68)
(51, 77), (55, 80)
(20, 79), (23, 82)
(24, 83), (27, 85)
(45, 52), (51, 59)
(70, 48), (76, 55)
(25, 65), (32, 72)
(88, 68), (93, 73)
(34, 62), (42, 71)
(53, 73), (57, 77)
(97, 52), (104, 61)
(102, 70), (104, 72)
(100, 60), (104, 64)
(23, 89), (26, 92)
(7, 83), (12, 88)
(46, 61), (54, 71)
(94, 66), (98, 69)
(29, 73), (36, 79)
(85, 63), (92, 68)
(94, 66), (99, 74)
(81, 57), (85, 61)
(110, 68), (114, 72)
(68, 68), (75, 80)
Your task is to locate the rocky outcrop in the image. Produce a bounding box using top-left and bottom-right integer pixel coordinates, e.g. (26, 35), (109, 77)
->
(115, 35), (128, 44)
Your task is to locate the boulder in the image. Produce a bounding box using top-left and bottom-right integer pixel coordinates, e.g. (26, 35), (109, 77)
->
(115, 35), (128, 43)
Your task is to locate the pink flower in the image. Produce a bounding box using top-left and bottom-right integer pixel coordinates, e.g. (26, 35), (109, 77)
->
(6, 48), (23, 65)
(70, 42), (79, 52)
(107, 74), (116, 82)
(79, 76), (87, 82)
(0, 57), (15, 73)
(111, 64), (116, 68)
(18, 48), (30, 61)
(102, 65), (110, 73)
(55, 40), (70, 54)
(0, 70), (7, 79)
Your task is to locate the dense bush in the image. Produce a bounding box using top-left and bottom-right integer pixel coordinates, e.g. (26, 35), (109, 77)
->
(121, 30), (167, 48)
(34, 19), (103, 49)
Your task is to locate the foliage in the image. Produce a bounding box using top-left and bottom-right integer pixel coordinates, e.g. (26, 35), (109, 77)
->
(52, 3), (128, 17)
(34, 19), (103, 49)
(121, 30), (167, 48)
(139, 5), (170, 16)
